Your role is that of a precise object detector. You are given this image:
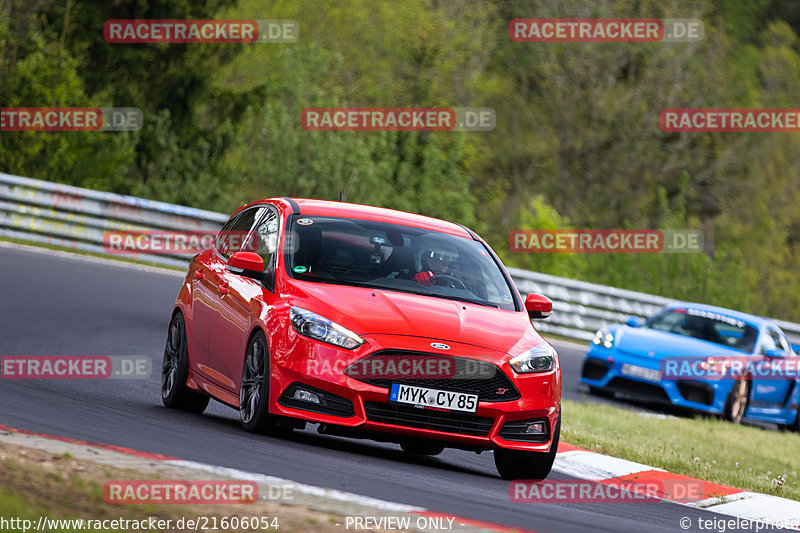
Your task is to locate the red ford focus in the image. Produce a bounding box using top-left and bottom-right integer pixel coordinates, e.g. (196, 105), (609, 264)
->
(161, 198), (561, 479)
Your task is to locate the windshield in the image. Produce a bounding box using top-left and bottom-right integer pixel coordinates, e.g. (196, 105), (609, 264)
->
(283, 216), (516, 311)
(645, 307), (759, 353)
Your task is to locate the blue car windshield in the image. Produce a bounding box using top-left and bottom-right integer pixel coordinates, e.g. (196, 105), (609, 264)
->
(283, 215), (517, 311)
(645, 308), (758, 353)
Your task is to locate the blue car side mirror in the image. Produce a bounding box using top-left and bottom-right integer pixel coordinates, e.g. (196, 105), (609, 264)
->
(625, 317), (641, 327)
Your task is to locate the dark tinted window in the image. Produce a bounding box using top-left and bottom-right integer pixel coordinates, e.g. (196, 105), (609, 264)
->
(646, 308), (758, 353)
(283, 216), (516, 310)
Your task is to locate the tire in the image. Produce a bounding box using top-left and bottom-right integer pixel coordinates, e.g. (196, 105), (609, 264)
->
(723, 379), (750, 424)
(239, 330), (291, 436)
(161, 311), (210, 413)
(494, 411), (560, 480)
(401, 442), (445, 456)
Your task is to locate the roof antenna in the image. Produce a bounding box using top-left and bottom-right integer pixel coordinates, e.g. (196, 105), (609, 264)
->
(339, 191), (343, 202)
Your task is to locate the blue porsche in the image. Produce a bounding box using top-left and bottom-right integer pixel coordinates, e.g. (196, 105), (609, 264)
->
(580, 302), (800, 428)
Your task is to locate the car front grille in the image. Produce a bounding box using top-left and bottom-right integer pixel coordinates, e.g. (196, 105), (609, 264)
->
(346, 350), (520, 402)
(606, 377), (671, 403)
(363, 401), (494, 436)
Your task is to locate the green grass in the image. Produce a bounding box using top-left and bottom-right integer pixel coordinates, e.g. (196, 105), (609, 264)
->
(562, 399), (799, 501)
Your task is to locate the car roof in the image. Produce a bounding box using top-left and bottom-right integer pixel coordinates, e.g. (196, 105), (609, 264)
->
(666, 301), (773, 328)
(271, 197), (474, 239)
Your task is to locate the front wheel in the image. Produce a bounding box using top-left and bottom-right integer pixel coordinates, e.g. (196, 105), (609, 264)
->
(494, 411), (560, 480)
(723, 379), (750, 424)
(161, 311), (209, 413)
(239, 331), (290, 436)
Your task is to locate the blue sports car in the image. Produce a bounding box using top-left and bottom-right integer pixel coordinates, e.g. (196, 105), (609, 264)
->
(580, 302), (800, 428)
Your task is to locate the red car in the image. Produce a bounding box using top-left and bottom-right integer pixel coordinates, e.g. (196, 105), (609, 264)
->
(161, 198), (561, 479)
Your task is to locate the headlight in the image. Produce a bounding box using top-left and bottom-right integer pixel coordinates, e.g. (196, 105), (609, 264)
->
(593, 329), (614, 349)
(289, 307), (364, 350)
(509, 345), (556, 374)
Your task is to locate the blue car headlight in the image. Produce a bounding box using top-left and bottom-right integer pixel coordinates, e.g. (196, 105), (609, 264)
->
(593, 329), (614, 349)
(510, 345), (556, 374)
(290, 307), (364, 350)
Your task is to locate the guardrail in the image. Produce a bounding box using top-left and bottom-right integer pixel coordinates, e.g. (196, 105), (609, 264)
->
(3, 171), (800, 345)
(0, 172), (226, 268)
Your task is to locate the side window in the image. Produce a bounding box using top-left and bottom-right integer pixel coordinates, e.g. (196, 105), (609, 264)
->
(214, 213), (243, 259)
(247, 207), (280, 271)
(775, 330), (792, 356)
(760, 328), (781, 355)
(215, 207), (261, 260)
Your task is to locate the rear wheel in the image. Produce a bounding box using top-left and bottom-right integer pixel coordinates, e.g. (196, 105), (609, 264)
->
(723, 379), (750, 424)
(161, 312), (209, 413)
(239, 330), (291, 436)
(494, 411), (560, 480)
(401, 442), (445, 456)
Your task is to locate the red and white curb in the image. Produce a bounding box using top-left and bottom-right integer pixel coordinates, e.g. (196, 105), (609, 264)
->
(554, 442), (800, 528)
(3, 423), (799, 530)
(0, 424), (534, 533)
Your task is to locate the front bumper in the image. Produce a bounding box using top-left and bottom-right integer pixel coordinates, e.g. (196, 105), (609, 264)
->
(579, 346), (732, 414)
(268, 332), (560, 452)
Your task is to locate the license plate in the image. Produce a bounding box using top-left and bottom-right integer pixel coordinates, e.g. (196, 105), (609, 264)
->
(622, 363), (662, 382)
(389, 384), (478, 413)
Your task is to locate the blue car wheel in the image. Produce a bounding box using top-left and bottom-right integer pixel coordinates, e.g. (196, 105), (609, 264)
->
(723, 379), (749, 424)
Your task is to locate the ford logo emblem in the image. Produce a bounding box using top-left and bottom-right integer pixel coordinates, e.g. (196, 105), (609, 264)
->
(430, 343), (450, 350)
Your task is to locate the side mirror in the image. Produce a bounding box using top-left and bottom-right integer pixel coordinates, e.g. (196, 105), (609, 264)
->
(792, 343), (800, 356)
(625, 317), (641, 327)
(525, 293), (552, 320)
(227, 251), (265, 279)
(765, 348), (786, 359)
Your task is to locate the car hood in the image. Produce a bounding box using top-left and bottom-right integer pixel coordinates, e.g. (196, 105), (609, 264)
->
(287, 280), (541, 354)
(612, 326), (746, 358)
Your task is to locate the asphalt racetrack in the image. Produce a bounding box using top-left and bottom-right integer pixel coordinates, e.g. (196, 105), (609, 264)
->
(0, 244), (782, 533)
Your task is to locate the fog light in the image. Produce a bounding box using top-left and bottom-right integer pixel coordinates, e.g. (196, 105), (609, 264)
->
(293, 389), (321, 404)
(524, 422), (545, 434)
